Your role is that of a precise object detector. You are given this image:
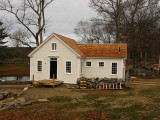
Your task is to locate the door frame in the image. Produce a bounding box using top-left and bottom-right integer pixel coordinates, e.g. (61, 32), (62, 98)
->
(50, 58), (58, 79)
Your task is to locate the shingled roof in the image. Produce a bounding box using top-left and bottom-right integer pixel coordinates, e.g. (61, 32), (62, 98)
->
(28, 33), (127, 58)
(54, 33), (127, 58)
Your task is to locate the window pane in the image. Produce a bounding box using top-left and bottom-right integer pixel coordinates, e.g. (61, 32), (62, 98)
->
(86, 62), (91, 66)
(50, 58), (57, 61)
(37, 61), (42, 71)
(99, 62), (104, 67)
(52, 43), (57, 50)
(66, 61), (71, 73)
(112, 63), (117, 74)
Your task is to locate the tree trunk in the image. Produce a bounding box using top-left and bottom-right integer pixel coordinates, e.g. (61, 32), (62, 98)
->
(141, 51), (143, 60)
(40, 31), (43, 44)
(125, 69), (129, 87)
(159, 55), (160, 71)
(145, 52), (147, 66)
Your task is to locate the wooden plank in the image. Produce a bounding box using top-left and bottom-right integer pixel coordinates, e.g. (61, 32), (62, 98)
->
(33, 79), (63, 87)
(80, 87), (87, 89)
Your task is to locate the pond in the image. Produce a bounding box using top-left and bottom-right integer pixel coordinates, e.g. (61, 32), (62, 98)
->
(0, 76), (30, 82)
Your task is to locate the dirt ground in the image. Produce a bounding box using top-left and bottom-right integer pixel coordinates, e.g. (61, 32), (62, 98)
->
(0, 78), (160, 120)
(0, 85), (26, 94)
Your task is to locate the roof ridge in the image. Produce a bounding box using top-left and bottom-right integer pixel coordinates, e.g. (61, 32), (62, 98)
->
(53, 33), (78, 43)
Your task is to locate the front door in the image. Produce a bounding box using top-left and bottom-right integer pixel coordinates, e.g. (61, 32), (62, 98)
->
(50, 58), (57, 79)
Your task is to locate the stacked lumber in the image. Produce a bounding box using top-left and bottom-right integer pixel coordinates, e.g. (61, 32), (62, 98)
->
(80, 79), (87, 89)
(33, 79), (63, 87)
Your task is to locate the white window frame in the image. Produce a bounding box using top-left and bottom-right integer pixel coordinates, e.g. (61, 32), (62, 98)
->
(37, 61), (42, 72)
(51, 43), (57, 51)
(65, 61), (72, 74)
(98, 61), (105, 67)
(111, 62), (118, 75)
(85, 61), (92, 67)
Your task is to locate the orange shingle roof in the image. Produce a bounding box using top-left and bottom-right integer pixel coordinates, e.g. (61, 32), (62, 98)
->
(54, 33), (85, 56)
(54, 33), (127, 58)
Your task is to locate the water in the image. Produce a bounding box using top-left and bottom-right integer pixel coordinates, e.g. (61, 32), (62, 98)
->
(1, 76), (30, 82)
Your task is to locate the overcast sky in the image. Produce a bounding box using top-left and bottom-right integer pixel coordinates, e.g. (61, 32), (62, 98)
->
(2, 0), (97, 46)
(44, 0), (97, 40)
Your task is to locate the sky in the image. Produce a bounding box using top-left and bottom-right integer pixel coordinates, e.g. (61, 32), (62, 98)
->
(2, 0), (97, 46)
(44, 0), (97, 40)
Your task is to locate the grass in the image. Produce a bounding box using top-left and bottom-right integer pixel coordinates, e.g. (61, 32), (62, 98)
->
(139, 88), (159, 96)
(48, 96), (72, 103)
(0, 83), (160, 120)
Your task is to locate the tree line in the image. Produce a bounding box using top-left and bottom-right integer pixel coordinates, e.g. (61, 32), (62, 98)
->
(75, 0), (160, 68)
(0, 0), (159, 68)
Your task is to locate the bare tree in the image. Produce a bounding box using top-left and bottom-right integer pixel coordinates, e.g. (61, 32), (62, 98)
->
(0, 21), (8, 48)
(89, 0), (128, 43)
(89, 0), (160, 67)
(0, 0), (54, 46)
(74, 20), (113, 43)
(10, 29), (35, 48)
(121, 0), (160, 67)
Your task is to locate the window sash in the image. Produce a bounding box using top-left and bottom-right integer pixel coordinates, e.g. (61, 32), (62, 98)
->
(37, 61), (42, 71)
(112, 63), (117, 74)
(66, 61), (71, 73)
(86, 62), (91, 67)
(99, 62), (104, 67)
(52, 43), (57, 50)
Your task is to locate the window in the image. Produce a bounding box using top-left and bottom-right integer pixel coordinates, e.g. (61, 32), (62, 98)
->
(37, 61), (42, 72)
(50, 58), (57, 61)
(86, 62), (91, 67)
(99, 62), (104, 67)
(112, 63), (117, 74)
(66, 61), (71, 73)
(52, 43), (57, 50)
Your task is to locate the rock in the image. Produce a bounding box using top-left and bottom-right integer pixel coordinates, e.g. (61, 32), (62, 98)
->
(0, 94), (3, 100)
(17, 97), (26, 103)
(16, 106), (21, 109)
(6, 103), (16, 109)
(38, 98), (49, 102)
(109, 78), (115, 83)
(20, 101), (32, 106)
(117, 78), (123, 82)
(77, 78), (81, 85)
(0, 104), (6, 108)
(95, 77), (99, 81)
(0, 92), (9, 100)
(77, 77), (124, 89)
(25, 97), (31, 102)
(91, 77), (95, 82)
(23, 87), (28, 91)
(104, 77), (109, 81)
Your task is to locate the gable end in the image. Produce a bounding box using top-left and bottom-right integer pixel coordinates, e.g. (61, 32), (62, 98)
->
(28, 33), (81, 57)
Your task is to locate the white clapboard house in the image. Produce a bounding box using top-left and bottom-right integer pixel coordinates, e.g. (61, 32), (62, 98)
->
(28, 33), (127, 84)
